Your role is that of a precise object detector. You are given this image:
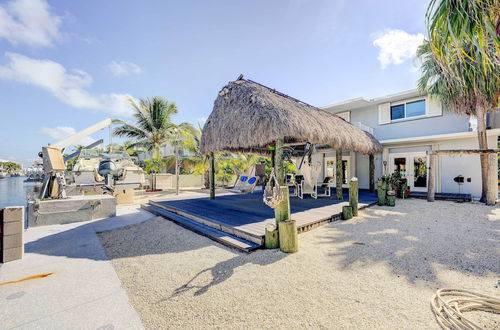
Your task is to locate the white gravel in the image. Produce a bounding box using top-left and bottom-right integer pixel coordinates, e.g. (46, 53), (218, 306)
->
(99, 199), (499, 329)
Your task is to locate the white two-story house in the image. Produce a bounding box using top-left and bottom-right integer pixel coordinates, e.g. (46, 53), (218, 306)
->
(319, 89), (499, 199)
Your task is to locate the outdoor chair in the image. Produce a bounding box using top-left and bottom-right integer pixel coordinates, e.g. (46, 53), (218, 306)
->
(225, 175), (258, 194)
(316, 176), (334, 197)
(297, 178), (318, 199)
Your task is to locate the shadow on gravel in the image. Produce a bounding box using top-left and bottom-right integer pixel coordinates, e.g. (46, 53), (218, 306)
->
(320, 200), (499, 284)
(168, 250), (286, 298)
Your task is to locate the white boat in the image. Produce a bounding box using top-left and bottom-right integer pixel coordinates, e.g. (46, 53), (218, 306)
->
(71, 149), (145, 190)
(24, 161), (44, 182)
(0, 168), (9, 179)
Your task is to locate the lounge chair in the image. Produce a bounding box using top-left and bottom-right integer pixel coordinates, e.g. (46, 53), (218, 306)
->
(285, 173), (298, 196)
(316, 176), (335, 197)
(225, 175), (258, 194)
(297, 177), (317, 199)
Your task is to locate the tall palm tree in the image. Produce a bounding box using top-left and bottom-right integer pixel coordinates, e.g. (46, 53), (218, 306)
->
(114, 97), (196, 192)
(113, 97), (181, 159)
(417, 0), (500, 203)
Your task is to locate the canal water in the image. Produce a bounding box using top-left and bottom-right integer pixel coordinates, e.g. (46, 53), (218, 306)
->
(0, 177), (40, 210)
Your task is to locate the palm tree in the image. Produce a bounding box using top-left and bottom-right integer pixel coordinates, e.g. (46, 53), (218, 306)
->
(114, 97), (196, 192)
(164, 125), (212, 188)
(113, 97), (181, 159)
(417, 0), (500, 203)
(72, 144), (85, 153)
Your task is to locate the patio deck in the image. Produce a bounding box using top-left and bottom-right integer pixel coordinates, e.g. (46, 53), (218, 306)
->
(148, 189), (377, 246)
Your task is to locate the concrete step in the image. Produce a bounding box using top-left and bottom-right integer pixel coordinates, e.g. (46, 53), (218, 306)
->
(141, 203), (261, 253)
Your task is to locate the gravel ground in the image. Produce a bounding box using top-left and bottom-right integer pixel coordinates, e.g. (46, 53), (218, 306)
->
(99, 199), (499, 329)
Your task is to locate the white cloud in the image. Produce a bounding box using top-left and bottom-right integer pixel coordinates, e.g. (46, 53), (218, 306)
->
(108, 60), (143, 77)
(40, 126), (95, 146)
(0, 0), (62, 47)
(372, 29), (424, 69)
(0, 52), (134, 116)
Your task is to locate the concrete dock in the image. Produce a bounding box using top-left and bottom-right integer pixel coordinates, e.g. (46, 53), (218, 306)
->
(0, 205), (153, 329)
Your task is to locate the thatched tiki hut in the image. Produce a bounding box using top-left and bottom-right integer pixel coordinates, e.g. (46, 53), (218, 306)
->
(201, 77), (382, 252)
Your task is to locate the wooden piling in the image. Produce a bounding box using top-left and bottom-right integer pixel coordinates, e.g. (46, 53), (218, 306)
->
(274, 186), (290, 225)
(342, 206), (353, 220)
(265, 224), (279, 249)
(377, 180), (386, 206)
(278, 220), (298, 253)
(349, 177), (358, 216)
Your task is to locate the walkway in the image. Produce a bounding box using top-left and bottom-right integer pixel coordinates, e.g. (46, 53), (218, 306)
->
(0, 205), (152, 329)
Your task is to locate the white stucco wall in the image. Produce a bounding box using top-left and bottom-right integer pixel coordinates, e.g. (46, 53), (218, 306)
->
(437, 135), (498, 198)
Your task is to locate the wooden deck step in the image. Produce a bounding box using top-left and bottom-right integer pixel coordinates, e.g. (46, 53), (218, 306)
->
(141, 203), (261, 253)
(147, 200), (264, 245)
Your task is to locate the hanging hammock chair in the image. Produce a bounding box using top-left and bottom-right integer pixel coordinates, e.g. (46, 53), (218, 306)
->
(263, 170), (283, 209)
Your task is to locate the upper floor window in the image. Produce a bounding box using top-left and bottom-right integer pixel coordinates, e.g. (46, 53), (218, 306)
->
(390, 99), (426, 120)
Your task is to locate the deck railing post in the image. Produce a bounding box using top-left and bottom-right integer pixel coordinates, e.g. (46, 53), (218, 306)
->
(336, 149), (343, 200)
(209, 152), (215, 200)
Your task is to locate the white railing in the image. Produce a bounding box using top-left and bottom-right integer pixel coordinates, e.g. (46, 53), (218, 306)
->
(352, 121), (375, 135)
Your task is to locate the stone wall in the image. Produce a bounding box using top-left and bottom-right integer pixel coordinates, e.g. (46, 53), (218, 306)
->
(1, 206), (24, 263)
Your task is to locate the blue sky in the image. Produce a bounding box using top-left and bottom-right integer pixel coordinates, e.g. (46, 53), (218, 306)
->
(0, 0), (428, 166)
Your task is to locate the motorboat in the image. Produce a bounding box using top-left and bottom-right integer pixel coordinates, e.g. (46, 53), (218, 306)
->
(24, 161), (44, 182)
(0, 168), (9, 179)
(71, 149), (145, 191)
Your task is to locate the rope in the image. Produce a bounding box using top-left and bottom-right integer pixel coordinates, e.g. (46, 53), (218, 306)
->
(263, 170), (283, 209)
(430, 288), (500, 329)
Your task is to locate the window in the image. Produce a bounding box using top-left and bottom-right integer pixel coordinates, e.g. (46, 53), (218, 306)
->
(390, 104), (405, 120)
(390, 99), (426, 120)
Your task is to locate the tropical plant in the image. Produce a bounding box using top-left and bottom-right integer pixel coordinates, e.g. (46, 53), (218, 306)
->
(0, 161), (21, 173)
(72, 144), (85, 153)
(113, 97), (186, 159)
(417, 0), (500, 202)
(121, 140), (141, 157)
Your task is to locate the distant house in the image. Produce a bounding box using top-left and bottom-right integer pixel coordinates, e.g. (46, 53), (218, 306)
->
(137, 142), (194, 164)
(318, 89), (499, 199)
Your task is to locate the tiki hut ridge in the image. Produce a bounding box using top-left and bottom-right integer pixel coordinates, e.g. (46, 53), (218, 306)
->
(200, 78), (383, 155)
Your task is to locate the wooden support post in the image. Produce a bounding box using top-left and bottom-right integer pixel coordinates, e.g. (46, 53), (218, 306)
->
(486, 153), (496, 206)
(265, 224), (279, 249)
(349, 177), (358, 216)
(274, 186), (290, 225)
(342, 206), (353, 220)
(209, 152), (215, 200)
(274, 139), (284, 185)
(175, 153), (180, 195)
(427, 154), (436, 202)
(278, 220), (298, 253)
(369, 154), (375, 193)
(273, 139), (290, 224)
(377, 180), (386, 206)
(273, 138), (295, 251)
(336, 149), (343, 200)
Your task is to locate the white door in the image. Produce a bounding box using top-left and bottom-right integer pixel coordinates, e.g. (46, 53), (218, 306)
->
(324, 156), (350, 187)
(388, 152), (428, 192)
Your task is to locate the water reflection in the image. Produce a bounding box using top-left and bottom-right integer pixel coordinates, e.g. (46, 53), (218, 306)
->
(0, 177), (40, 209)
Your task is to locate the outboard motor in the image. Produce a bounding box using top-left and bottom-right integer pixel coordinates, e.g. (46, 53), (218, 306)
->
(98, 158), (116, 193)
